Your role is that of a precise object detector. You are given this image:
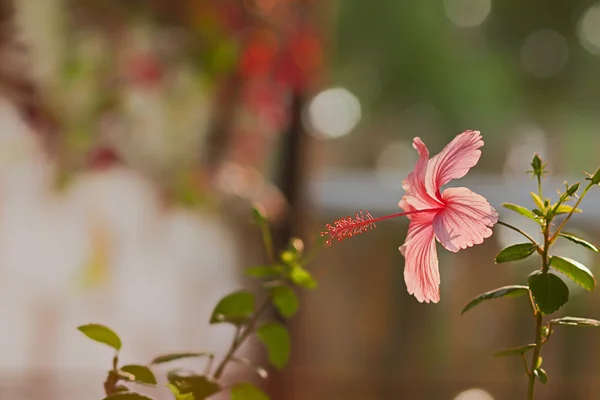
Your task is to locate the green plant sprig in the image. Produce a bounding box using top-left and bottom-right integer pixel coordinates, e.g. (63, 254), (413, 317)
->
(463, 158), (600, 400)
(78, 205), (323, 400)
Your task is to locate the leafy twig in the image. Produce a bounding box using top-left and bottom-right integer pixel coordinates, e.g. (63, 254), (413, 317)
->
(549, 182), (594, 244)
(213, 299), (271, 379)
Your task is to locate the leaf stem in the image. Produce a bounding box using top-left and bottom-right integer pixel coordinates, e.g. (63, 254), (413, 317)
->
(213, 298), (271, 379)
(260, 223), (276, 265)
(204, 353), (215, 376)
(549, 182), (593, 244)
(497, 220), (539, 247)
(527, 290), (536, 314)
(521, 353), (531, 377)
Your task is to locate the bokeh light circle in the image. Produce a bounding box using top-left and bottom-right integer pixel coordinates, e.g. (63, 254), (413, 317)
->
(521, 29), (569, 78)
(578, 3), (600, 54)
(454, 388), (494, 400)
(305, 87), (361, 139)
(444, 0), (492, 28)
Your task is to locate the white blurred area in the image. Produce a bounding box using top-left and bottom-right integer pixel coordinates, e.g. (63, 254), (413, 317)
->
(0, 99), (244, 399)
(454, 388), (494, 400)
(502, 124), (548, 178)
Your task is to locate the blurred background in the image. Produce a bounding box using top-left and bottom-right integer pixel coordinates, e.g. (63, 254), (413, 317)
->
(0, 0), (599, 399)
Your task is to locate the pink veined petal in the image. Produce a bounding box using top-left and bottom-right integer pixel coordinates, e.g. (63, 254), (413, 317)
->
(401, 137), (443, 212)
(398, 197), (414, 214)
(400, 216), (440, 303)
(425, 130), (483, 200)
(432, 187), (499, 253)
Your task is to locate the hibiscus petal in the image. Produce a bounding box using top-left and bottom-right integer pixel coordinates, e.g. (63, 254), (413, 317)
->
(433, 187), (498, 253)
(401, 137), (443, 212)
(425, 130), (483, 199)
(401, 138), (428, 193)
(400, 217), (440, 303)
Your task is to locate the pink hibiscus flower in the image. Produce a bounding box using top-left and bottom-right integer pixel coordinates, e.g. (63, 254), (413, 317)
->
(321, 130), (498, 303)
(399, 130), (498, 303)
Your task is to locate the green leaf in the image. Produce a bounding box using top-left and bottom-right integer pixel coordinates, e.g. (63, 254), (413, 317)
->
(566, 182), (580, 196)
(167, 373), (220, 400)
(280, 238), (304, 265)
(528, 271), (569, 315)
(558, 232), (599, 252)
(280, 251), (296, 265)
(494, 243), (537, 263)
(151, 352), (211, 365)
(549, 256), (596, 291)
(493, 344), (536, 357)
(271, 286), (299, 318)
(550, 317), (600, 327)
(256, 321), (290, 369)
(210, 291), (255, 325)
(534, 368), (548, 385)
(531, 154), (542, 174)
(530, 192), (545, 211)
(166, 383), (195, 400)
(78, 323), (122, 351)
(115, 385), (130, 393)
(588, 168), (600, 185)
(117, 371), (135, 381)
(289, 266), (317, 289)
(502, 203), (538, 222)
(120, 365), (157, 385)
(231, 382), (270, 400)
(245, 266), (279, 278)
(166, 383), (179, 395)
(102, 394), (154, 400)
(555, 205), (582, 214)
(461, 285), (529, 314)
